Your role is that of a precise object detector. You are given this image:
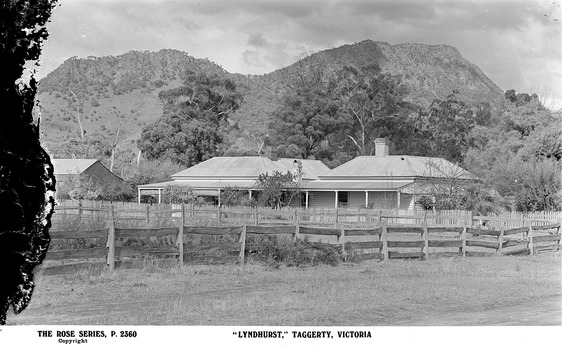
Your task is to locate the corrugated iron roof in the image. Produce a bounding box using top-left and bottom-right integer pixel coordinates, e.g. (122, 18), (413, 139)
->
(172, 157), (287, 179)
(52, 159), (98, 175)
(323, 156), (475, 180)
(275, 158), (331, 180)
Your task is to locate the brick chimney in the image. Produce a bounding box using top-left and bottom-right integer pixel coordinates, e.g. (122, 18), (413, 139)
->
(374, 138), (389, 157)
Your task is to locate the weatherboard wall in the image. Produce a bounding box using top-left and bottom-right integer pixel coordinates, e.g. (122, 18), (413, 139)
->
(308, 191), (336, 208)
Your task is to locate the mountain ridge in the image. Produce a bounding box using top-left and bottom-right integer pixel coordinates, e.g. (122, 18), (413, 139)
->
(36, 40), (506, 156)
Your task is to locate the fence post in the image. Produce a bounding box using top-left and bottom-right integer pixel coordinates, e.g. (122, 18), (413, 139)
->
(145, 205), (150, 227)
(339, 227), (346, 257)
(106, 205), (116, 273)
(381, 221), (389, 261)
(497, 229), (504, 255)
(239, 225), (247, 265)
(334, 208), (339, 229)
(177, 203), (184, 266)
(377, 210), (382, 225)
(293, 210), (300, 242)
(556, 218), (562, 251)
(460, 226), (467, 258)
(78, 200), (83, 219)
(254, 206), (259, 226)
(217, 206), (222, 223)
(527, 224), (534, 255)
(422, 220), (429, 260)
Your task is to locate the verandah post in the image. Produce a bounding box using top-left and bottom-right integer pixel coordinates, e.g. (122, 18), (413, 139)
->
(107, 204), (116, 273)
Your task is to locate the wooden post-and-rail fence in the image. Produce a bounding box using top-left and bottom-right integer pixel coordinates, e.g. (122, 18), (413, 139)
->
(42, 205), (562, 275)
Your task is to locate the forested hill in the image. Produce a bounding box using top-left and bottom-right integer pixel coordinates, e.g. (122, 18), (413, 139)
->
(276, 40), (503, 106)
(37, 40), (504, 150)
(233, 40), (505, 133)
(37, 49), (229, 147)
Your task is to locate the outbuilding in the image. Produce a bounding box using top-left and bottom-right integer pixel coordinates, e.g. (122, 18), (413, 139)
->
(52, 159), (127, 200)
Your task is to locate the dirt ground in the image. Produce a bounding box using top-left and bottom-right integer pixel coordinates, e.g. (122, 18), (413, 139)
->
(10, 278), (561, 326)
(393, 295), (561, 326)
(11, 290), (561, 326)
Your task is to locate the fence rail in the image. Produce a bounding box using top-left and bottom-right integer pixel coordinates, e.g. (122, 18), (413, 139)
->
(42, 204), (562, 275)
(52, 200), (561, 230)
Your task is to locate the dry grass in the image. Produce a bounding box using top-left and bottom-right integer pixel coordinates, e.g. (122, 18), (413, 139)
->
(8, 252), (561, 326)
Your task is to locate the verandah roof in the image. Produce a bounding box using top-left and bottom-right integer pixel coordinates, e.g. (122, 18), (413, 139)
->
(301, 180), (412, 191)
(138, 179), (414, 192)
(138, 180), (257, 190)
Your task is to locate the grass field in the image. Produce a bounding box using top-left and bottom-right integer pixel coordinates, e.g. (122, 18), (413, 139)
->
(8, 252), (562, 326)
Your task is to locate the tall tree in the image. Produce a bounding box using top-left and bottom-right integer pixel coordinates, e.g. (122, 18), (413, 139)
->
(420, 90), (477, 163)
(0, 0), (58, 325)
(138, 71), (242, 167)
(334, 64), (408, 156)
(464, 90), (561, 211)
(268, 87), (349, 160)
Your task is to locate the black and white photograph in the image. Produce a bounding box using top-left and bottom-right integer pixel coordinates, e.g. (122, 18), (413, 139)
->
(1, 0), (561, 348)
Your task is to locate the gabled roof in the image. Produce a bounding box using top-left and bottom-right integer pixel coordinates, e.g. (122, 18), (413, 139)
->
(172, 156), (287, 179)
(52, 159), (98, 175)
(322, 155), (475, 180)
(275, 158), (331, 180)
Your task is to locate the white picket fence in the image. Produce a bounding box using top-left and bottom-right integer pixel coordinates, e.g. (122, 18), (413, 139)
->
(52, 200), (561, 229)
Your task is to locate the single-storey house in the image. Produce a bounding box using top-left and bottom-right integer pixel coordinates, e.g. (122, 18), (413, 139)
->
(138, 138), (478, 208)
(53, 159), (127, 199)
(301, 139), (477, 209)
(137, 156), (330, 204)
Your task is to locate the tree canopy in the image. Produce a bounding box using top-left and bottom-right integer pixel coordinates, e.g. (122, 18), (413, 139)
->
(334, 64), (409, 156)
(137, 71), (242, 167)
(268, 85), (348, 160)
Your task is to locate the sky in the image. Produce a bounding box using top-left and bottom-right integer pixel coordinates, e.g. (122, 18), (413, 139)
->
(38, 0), (562, 109)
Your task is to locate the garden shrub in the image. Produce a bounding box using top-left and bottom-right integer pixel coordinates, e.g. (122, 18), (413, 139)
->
(246, 235), (342, 267)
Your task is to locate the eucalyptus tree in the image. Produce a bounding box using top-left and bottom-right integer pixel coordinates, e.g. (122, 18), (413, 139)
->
(138, 71), (242, 167)
(334, 64), (408, 156)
